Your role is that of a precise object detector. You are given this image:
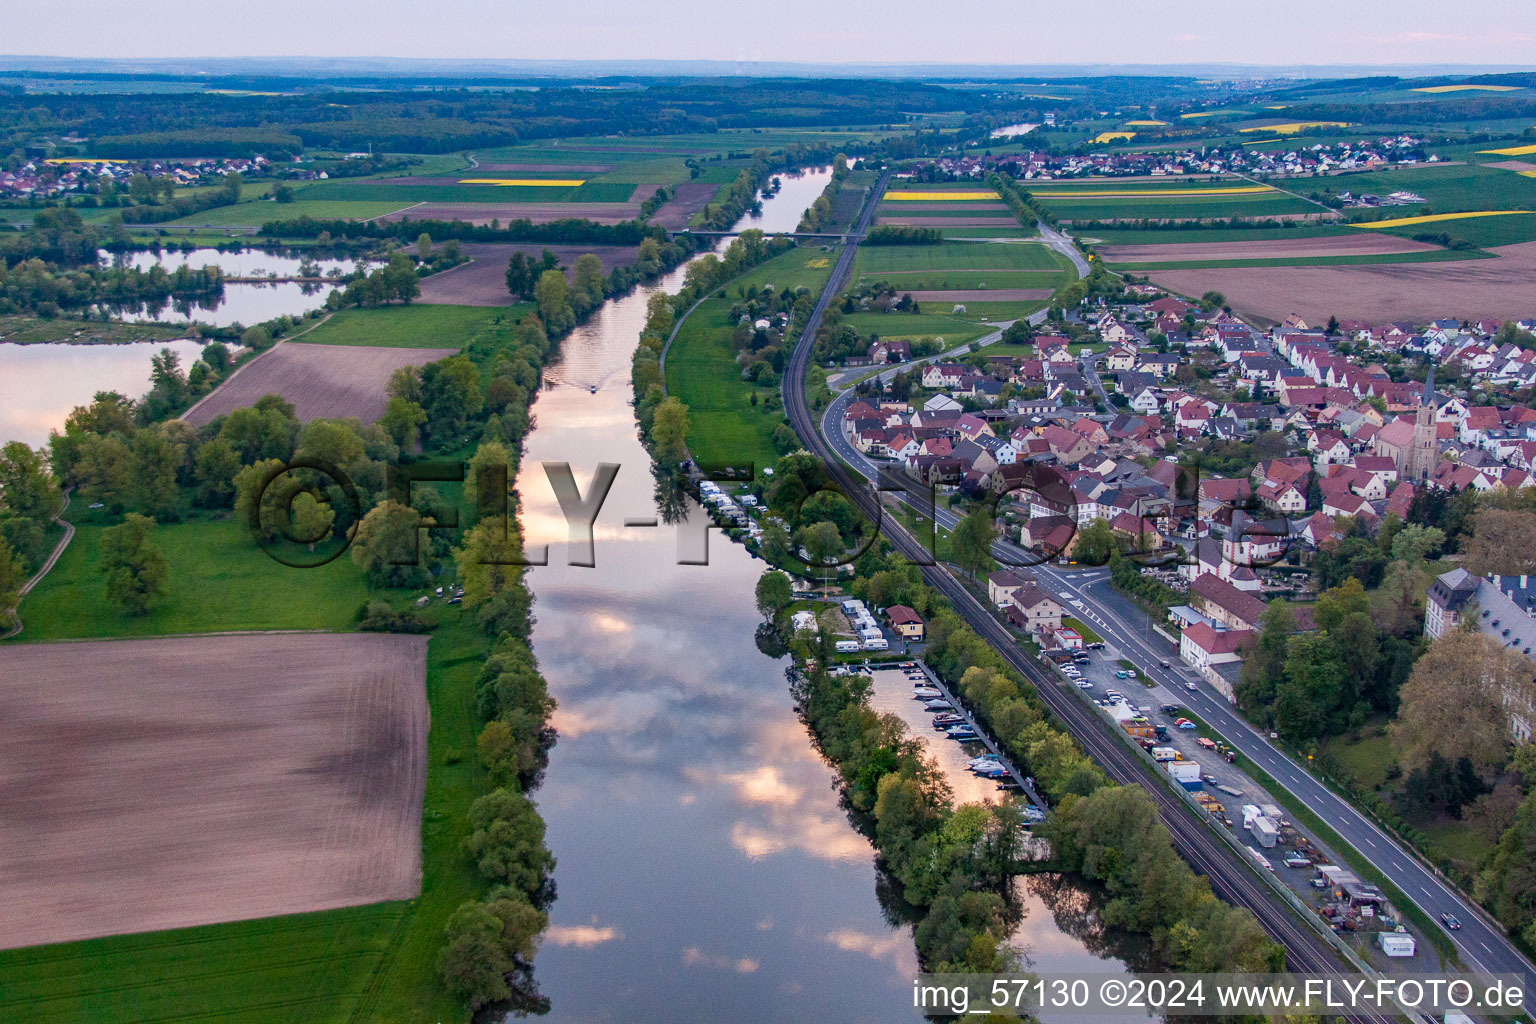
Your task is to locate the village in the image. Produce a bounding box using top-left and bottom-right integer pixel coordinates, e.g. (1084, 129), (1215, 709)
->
(835, 285), (1536, 699)
(904, 133), (1434, 182)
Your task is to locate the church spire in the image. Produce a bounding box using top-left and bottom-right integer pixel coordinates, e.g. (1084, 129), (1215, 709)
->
(1422, 357), (1436, 408)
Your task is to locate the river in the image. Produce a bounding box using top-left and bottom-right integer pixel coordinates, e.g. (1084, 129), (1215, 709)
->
(512, 167), (1143, 1021)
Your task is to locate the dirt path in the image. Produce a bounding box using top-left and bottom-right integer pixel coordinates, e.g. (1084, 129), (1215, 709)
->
(1, 487), (75, 641)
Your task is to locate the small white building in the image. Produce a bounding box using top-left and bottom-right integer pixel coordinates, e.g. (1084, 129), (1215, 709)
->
(1377, 931), (1415, 958)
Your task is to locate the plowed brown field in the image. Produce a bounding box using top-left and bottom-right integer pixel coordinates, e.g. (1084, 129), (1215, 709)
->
(0, 633), (428, 949)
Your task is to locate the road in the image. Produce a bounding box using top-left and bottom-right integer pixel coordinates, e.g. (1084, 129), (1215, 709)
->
(779, 179), (1408, 1021)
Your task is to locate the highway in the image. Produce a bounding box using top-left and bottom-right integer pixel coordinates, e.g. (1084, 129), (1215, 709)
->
(777, 175), (1409, 1022)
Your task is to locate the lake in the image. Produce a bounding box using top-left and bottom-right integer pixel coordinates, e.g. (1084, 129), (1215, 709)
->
(97, 246), (377, 327)
(0, 339), (209, 448)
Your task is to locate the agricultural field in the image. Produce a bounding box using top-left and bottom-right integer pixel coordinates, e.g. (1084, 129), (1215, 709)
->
(665, 246), (838, 469)
(1025, 177), (1319, 221)
(416, 242), (639, 305)
(294, 180), (643, 204)
(0, 633), (428, 950)
(183, 341), (459, 426)
(838, 311), (993, 348)
(852, 241), (1070, 315)
(164, 199), (417, 227)
(875, 181), (1026, 236)
(855, 240), (1068, 275)
(1148, 239), (1536, 323)
(295, 303), (533, 348)
(1336, 162), (1536, 206)
(1076, 224), (1355, 246)
(0, 616), (494, 1024)
(1099, 233), (1438, 264)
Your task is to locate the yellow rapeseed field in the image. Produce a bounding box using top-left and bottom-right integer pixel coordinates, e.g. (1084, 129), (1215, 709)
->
(1239, 121), (1353, 134)
(1090, 132), (1136, 144)
(1352, 210), (1529, 229)
(1414, 84), (1523, 93)
(1478, 143), (1536, 157)
(883, 190), (998, 201)
(1034, 185), (1273, 198)
(456, 178), (586, 186)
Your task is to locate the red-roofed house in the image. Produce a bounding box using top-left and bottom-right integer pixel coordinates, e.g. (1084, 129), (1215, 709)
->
(1180, 622), (1254, 698)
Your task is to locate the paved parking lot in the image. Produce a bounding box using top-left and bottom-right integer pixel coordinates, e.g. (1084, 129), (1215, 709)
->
(1035, 631), (1444, 970)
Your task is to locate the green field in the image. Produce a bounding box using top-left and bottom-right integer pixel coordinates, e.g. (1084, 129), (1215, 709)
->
(164, 199), (416, 226)
(292, 181), (639, 204)
(1033, 189), (1317, 221)
(1105, 248), (1495, 271)
(298, 303), (534, 348)
(939, 300), (1050, 320)
(856, 269), (1066, 290)
(0, 614), (492, 1024)
(1366, 211), (1536, 248)
(10, 515), (370, 641)
(839, 310), (992, 347)
(1329, 163), (1536, 215)
(854, 241), (1067, 274)
(1079, 224), (1353, 246)
(665, 246), (838, 469)
(0, 316), (186, 345)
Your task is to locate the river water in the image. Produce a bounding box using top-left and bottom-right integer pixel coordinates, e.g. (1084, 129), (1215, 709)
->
(513, 167), (1142, 1021)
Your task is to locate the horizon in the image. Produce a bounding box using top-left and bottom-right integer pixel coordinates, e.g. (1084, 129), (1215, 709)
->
(4, 0), (1536, 68)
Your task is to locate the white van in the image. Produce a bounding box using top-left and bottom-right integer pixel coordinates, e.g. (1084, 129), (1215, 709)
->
(863, 637), (889, 651)
(835, 639), (861, 654)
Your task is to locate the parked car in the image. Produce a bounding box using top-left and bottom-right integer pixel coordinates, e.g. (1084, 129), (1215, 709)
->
(1114, 670), (1132, 679)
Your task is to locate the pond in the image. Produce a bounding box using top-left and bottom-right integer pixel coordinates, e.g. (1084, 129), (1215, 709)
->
(991, 123), (1041, 139)
(97, 247), (379, 328)
(0, 339), (209, 448)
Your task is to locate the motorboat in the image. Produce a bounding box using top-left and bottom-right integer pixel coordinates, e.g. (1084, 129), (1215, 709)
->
(912, 687), (942, 699)
(947, 728), (979, 741)
(922, 700), (954, 712)
(932, 714), (965, 727)
(967, 755), (1000, 768)
(974, 764), (1010, 779)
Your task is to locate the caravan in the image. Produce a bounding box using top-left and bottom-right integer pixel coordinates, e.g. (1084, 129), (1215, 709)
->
(834, 639), (861, 654)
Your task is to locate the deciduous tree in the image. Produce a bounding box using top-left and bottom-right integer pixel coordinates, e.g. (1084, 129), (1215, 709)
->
(98, 512), (168, 614)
